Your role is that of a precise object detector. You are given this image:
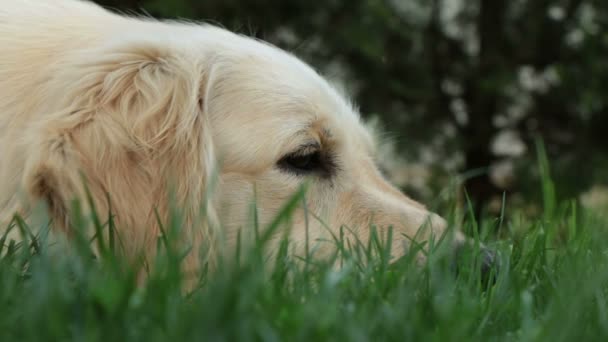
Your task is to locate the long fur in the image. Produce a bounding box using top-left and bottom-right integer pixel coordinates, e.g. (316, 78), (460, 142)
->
(0, 0), (463, 279)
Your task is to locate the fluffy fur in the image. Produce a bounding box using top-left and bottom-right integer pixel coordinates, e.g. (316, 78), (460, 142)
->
(0, 0), (463, 277)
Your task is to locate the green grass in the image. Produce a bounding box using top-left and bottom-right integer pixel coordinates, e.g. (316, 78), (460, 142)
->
(1, 153), (608, 341)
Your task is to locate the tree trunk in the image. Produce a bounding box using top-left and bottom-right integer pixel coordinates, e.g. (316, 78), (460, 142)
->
(461, 0), (508, 214)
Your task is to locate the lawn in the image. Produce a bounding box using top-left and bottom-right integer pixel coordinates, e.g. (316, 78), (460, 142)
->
(1, 150), (607, 341)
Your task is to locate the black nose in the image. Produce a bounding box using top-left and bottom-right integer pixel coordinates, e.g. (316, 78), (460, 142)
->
(452, 243), (500, 286)
(479, 247), (499, 281)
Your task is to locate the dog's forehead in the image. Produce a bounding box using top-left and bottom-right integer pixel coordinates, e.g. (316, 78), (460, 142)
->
(218, 48), (363, 124)
(208, 39), (376, 160)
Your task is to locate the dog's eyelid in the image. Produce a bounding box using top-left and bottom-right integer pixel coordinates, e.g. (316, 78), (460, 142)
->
(291, 142), (321, 156)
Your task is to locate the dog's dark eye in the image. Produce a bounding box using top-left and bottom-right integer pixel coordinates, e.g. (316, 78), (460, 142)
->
(278, 143), (338, 178)
(278, 151), (322, 175)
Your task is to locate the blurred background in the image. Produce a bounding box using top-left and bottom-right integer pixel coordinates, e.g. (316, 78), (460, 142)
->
(94, 0), (608, 216)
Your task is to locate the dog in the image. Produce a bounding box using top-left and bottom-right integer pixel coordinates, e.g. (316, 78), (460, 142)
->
(0, 0), (485, 278)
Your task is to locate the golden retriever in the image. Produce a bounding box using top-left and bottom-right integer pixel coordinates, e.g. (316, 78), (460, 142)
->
(0, 0), (474, 277)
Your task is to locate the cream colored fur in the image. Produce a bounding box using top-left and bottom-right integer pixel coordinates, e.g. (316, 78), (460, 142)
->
(0, 0), (462, 277)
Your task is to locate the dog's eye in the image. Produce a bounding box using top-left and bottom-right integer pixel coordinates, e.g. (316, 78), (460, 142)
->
(278, 151), (322, 175)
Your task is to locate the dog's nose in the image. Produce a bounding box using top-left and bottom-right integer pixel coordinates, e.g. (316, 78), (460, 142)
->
(479, 247), (499, 281)
(452, 243), (500, 286)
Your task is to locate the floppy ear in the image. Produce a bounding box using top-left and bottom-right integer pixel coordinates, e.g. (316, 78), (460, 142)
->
(23, 41), (218, 267)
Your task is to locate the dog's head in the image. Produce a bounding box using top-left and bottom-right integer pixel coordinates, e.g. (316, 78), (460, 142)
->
(204, 33), (464, 259)
(23, 22), (465, 268)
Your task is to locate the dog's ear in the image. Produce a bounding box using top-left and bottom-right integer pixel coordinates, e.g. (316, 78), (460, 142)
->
(23, 41), (218, 264)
